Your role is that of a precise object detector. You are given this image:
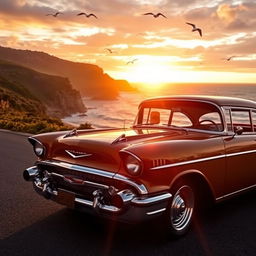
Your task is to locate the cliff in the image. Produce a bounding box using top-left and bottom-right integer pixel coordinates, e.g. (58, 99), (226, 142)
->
(0, 60), (86, 117)
(0, 46), (135, 100)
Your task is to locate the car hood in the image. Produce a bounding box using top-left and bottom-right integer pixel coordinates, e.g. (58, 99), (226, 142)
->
(34, 128), (184, 173)
(34, 127), (219, 174)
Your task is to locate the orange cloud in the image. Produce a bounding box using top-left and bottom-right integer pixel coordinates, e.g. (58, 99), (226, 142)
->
(216, 4), (247, 23)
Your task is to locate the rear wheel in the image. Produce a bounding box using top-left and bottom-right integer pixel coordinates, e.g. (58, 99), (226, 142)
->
(166, 182), (195, 236)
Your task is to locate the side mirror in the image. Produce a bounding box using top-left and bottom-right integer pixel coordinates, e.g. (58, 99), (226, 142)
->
(234, 126), (243, 135)
(150, 111), (160, 124)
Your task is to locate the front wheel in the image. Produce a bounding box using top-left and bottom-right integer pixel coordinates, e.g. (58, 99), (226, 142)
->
(166, 183), (195, 236)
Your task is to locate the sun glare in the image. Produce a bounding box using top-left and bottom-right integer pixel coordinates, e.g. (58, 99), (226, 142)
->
(124, 59), (180, 86)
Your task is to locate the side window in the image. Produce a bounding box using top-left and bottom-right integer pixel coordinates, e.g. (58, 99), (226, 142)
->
(141, 108), (171, 126)
(199, 112), (223, 131)
(171, 112), (192, 127)
(231, 109), (252, 133)
(142, 108), (150, 124)
(252, 111), (256, 132)
(224, 109), (232, 132)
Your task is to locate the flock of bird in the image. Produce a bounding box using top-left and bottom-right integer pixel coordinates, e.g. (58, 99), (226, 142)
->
(46, 10), (236, 63)
(46, 11), (98, 18)
(45, 11), (201, 36)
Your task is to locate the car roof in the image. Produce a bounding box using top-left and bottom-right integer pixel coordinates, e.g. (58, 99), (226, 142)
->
(140, 95), (256, 109)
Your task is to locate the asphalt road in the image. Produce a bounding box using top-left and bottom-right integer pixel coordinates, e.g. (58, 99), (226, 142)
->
(0, 130), (256, 256)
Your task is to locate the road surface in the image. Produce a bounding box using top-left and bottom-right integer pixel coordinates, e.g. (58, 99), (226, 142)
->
(0, 130), (256, 255)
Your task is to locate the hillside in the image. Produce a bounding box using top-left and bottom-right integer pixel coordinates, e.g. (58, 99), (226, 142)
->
(0, 76), (71, 133)
(0, 46), (135, 100)
(0, 60), (86, 117)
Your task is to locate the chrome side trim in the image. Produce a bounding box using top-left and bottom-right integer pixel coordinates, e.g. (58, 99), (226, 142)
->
(39, 160), (148, 195)
(132, 193), (172, 205)
(146, 208), (166, 216)
(151, 149), (256, 170)
(226, 149), (256, 158)
(151, 155), (225, 170)
(216, 184), (256, 201)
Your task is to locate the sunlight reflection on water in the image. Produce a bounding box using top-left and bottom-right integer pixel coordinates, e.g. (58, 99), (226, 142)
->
(63, 83), (256, 128)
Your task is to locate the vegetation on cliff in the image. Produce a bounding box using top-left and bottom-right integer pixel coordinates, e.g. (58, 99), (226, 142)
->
(0, 46), (135, 100)
(0, 73), (91, 134)
(0, 59), (86, 118)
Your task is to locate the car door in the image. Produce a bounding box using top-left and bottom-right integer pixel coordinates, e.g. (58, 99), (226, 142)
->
(223, 108), (256, 195)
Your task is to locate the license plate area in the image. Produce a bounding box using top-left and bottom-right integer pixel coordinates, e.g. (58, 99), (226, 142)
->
(56, 189), (75, 208)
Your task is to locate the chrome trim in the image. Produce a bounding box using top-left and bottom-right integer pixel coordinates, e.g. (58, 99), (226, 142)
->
(39, 160), (148, 195)
(226, 149), (256, 157)
(75, 198), (121, 213)
(146, 208), (166, 216)
(63, 128), (77, 138)
(216, 184), (256, 201)
(151, 149), (256, 170)
(113, 173), (148, 195)
(34, 179), (58, 196)
(120, 150), (143, 163)
(151, 155), (225, 170)
(41, 161), (114, 178)
(23, 166), (39, 181)
(75, 197), (93, 206)
(51, 172), (109, 189)
(111, 133), (127, 144)
(132, 193), (172, 205)
(65, 150), (92, 159)
(28, 137), (46, 157)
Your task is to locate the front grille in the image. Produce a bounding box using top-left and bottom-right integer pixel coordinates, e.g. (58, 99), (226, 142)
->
(37, 162), (132, 196)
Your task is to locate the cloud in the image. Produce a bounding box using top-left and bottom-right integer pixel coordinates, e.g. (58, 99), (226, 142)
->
(216, 4), (247, 24)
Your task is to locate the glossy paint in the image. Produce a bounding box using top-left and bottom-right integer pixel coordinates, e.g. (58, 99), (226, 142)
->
(30, 96), (256, 201)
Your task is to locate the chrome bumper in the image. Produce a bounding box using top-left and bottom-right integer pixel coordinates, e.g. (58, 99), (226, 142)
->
(24, 165), (172, 221)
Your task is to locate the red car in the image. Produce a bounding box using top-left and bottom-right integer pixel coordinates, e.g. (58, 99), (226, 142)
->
(24, 95), (256, 236)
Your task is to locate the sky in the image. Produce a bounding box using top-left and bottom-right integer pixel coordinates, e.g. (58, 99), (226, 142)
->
(0, 0), (256, 85)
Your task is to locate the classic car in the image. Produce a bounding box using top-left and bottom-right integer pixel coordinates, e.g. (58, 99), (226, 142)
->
(23, 95), (256, 236)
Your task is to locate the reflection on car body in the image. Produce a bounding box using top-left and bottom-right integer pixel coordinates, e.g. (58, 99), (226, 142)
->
(23, 95), (256, 236)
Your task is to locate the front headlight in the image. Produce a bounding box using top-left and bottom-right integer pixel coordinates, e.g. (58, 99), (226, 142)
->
(34, 142), (45, 157)
(122, 152), (143, 176)
(28, 137), (46, 157)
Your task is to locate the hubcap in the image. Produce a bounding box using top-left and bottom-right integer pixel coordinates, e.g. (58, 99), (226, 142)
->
(170, 185), (194, 231)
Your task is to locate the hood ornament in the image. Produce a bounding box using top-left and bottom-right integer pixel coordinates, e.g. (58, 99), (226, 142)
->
(63, 128), (77, 138)
(65, 150), (92, 158)
(111, 133), (127, 144)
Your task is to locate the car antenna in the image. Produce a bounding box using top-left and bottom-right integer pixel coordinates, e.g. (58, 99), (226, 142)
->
(123, 119), (126, 130)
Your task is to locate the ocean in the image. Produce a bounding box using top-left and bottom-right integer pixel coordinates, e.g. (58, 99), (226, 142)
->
(62, 83), (256, 129)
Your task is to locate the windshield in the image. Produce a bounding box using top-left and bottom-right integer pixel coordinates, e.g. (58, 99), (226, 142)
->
(134, 100), (224, 132)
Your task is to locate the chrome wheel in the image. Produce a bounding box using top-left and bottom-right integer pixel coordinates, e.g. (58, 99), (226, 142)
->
(170, 185), (194, 232)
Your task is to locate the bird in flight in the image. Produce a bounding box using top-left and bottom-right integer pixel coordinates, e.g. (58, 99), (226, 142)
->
(143, 12), (167, 18)
(126, 59), (138, 65)
(223, 56), (237, 61)
(77, 12), (98, 19)
(46, 12), (62, 17)
(186, 22), (202, 37)
(105, 48), (116, 54)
